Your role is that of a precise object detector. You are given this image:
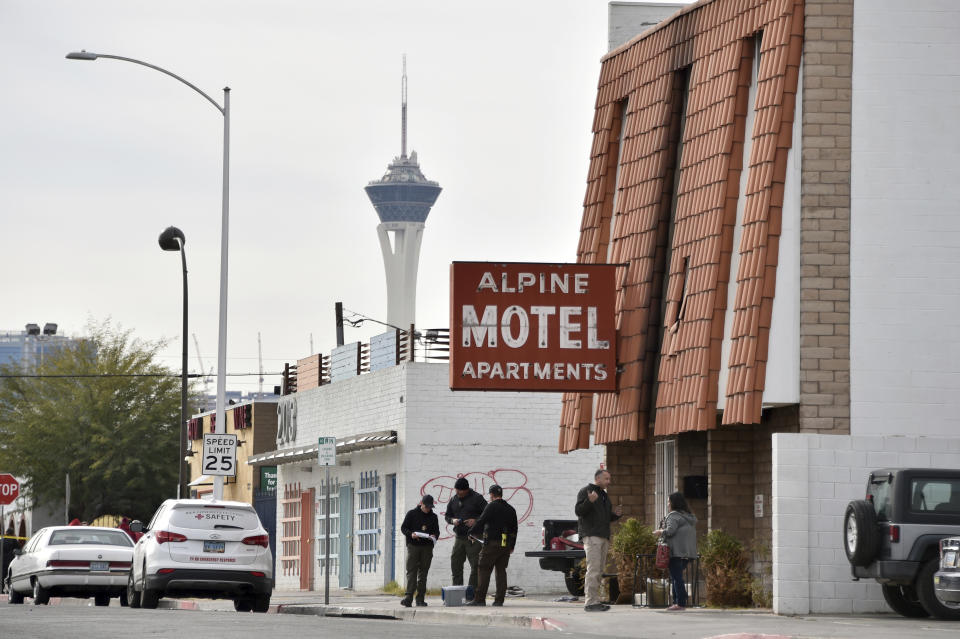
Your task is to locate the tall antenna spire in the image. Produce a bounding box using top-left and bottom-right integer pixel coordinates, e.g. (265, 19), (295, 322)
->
(401, 54), (407, 158)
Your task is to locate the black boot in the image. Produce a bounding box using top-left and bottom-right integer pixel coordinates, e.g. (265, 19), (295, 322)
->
(400, 596), (412, 607)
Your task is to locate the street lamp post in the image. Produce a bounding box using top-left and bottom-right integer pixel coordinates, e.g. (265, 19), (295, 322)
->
(159, 226), (189, 500)
(68, 50), (230, 500)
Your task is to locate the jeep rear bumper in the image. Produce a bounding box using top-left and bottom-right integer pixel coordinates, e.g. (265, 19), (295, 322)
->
(853, 560), (920, 584)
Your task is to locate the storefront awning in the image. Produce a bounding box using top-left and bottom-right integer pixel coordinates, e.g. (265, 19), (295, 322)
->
(246, 430), (397, 466)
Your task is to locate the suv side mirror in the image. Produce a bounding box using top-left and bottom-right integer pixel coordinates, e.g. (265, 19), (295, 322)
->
(130, 520), (144, 533)
(12, 548), (23, 556)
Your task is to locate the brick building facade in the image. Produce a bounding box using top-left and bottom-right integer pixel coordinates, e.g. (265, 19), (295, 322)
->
(560, 0), (960, 614)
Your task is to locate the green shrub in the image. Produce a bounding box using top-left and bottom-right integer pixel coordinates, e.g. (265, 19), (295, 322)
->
(610, 518), (660, 604)
(699, 529), (752, 607)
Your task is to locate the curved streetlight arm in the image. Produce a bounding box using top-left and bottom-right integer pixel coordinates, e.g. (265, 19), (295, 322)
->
(69, 49), (231, 501)
(66, 51), (224, 114)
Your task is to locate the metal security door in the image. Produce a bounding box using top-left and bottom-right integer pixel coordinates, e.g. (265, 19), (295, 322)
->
(386, 474), (396, 584)
(338, 483), (354, 589)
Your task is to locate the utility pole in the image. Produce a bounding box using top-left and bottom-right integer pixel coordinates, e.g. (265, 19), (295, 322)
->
(257, 332), (264, 395)
(335, 302), (345, 347)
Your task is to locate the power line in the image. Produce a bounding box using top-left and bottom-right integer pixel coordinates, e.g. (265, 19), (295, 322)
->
(342, 307), (403, 331)
(0, 372), (281, 380)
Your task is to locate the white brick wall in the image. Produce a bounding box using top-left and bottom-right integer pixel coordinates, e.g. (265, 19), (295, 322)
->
(275, 362), (602, 593)
(772, 433), (960, 614)
(850, 0), (960, 437)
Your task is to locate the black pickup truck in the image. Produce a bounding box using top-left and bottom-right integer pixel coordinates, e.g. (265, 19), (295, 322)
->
(524, 519), (584, 595)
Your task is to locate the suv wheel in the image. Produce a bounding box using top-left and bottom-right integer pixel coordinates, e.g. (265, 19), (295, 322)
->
(881, 584), (928, 617)
(252, 593), (271, 613)
(916, 557), (960, 620)
(139, 563), (160, 610)
(126, 571), (141, 608)
(843, 500), (880, 566)
(234, 598), (252, 612)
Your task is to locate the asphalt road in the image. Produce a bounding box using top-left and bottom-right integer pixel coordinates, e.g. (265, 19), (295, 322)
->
(3, 599), (960, 639)
(0, 606), (539, 639)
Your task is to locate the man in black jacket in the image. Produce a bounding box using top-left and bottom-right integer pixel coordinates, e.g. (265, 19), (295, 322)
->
(444, 477), (486, 591)
(575, 469), (622, 612)
(466, 484), (517, 607)
(399, 495), (440, 607)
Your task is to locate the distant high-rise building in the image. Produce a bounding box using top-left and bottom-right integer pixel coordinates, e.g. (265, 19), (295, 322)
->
(364, 57), (442, 330)
(0, 323), (75, 372)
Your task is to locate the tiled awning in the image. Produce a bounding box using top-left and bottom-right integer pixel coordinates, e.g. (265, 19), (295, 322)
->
(246, 430), (397, 466)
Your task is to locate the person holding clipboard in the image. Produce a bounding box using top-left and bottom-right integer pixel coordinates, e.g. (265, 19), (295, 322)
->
(400, 495), (440, 607)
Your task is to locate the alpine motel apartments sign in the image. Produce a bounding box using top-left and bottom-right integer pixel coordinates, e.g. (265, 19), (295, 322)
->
(449, 262), (617, 392)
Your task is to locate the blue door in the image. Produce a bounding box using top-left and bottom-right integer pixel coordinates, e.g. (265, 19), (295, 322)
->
(253, 488), (277, 576)
(339, 484), (354, 589)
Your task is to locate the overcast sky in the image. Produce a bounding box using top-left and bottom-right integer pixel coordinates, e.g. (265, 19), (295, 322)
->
(1, 0), (684, 394)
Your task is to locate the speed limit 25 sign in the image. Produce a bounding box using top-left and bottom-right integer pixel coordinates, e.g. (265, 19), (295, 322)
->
(202, 434), (238, 477)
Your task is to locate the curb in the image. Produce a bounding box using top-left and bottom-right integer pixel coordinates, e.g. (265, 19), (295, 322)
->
(276, 603), (563, 630)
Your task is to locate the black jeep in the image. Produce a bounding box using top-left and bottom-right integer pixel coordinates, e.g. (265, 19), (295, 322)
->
(844, 468), (960, 619)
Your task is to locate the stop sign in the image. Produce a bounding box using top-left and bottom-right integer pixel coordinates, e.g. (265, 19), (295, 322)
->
(0, 473), (20, 506)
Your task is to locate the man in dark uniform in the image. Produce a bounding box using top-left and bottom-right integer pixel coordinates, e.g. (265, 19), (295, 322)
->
(444, 476), (486, 592)
(466, 484), (517, 607)
(399, 494), (440, 607)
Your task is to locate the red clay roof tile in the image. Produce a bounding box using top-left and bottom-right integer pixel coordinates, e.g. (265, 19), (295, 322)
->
(560, 0), (801, 450)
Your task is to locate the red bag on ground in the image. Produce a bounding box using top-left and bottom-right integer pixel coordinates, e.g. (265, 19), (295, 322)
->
(655, 540), (670, 570)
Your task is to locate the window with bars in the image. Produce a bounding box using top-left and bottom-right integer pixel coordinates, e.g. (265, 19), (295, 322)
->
(316, 476), (340, 577)
(356, 470), (381, 573)
(280, 484), (302, 577)
(655, 440), (676, 526)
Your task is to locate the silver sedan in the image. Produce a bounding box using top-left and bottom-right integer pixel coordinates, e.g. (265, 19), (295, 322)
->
(6, 526), (134, 606)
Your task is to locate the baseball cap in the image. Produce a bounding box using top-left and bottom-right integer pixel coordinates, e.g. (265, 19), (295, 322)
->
(421, 494), (435, 508)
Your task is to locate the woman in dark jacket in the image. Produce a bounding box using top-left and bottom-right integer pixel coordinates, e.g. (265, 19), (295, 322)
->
(654, 492), (697, 610)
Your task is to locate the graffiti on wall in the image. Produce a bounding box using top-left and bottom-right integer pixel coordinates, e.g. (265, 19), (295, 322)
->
(420, 469), (533, 540)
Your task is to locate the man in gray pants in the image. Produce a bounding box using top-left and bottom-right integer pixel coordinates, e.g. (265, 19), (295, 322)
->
(444, 477), (486, 592)
(575, 469), (622, 611)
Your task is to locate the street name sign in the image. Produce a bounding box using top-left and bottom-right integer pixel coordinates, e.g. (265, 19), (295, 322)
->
(318, 437), (336, 466)
(202, 433), (238, 477)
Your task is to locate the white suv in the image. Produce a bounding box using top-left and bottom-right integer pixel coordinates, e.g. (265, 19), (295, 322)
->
(127, 499), (273, 612)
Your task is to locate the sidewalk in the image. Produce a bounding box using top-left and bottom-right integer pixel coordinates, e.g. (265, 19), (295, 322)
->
(256, 588), (577, 631)
(175, 588), (800, 637)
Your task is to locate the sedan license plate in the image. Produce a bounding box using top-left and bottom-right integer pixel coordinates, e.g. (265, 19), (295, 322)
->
(203, 540), (225, 553)
(90, 561), (109, 572)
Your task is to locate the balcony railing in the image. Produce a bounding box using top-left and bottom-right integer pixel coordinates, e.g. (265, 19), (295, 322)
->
(281, 327), (449, 395)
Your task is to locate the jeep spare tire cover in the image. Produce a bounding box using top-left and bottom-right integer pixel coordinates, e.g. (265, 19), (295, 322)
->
(844, 499), (880, 566)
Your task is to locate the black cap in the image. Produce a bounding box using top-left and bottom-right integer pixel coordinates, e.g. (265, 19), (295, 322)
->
(421, 494), (435, 508)
(454, 477), (469, 490)
(488, 484), (503, 498)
